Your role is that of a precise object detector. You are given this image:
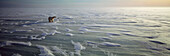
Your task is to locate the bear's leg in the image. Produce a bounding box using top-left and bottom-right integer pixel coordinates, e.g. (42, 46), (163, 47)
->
(51, 19), (54, 22)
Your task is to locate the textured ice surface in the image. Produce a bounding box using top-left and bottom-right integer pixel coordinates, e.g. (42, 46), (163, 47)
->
(99, 37), (112, 41)
(0, 41), (32, 47)
(50, 46), (68, 56)
(87, 24), (115, 28)
(28, 35), (46, 40)
(79, 32), (85, 34)
(61, 16), (73, 19)
(71, 40), (85, 56)
(85, 41), (98, 48)
(41, 31), (58, 36)
(71, 40), (86, 50)
(36, 45), (55, 56)
(0, 8), (170, 56)
(79, 27), (89, 32)
(86, 41), (97, 45)
(9, 41), (32, 46)
(65, 28), (73, 32)
(65, 33), (74, 36)
(69, 52), (74, 56)
(13, 29), (32, 32)
(107, 33), (121, 36)
(40, 23), (62, 26)
(0, 41), (11, 47)
(12, 53), (22, 56)
(99, 42), (121, 47)
(79, 27), (102, 33)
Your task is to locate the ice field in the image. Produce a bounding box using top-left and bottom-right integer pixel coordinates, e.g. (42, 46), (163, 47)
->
(0, 7), (170, 56)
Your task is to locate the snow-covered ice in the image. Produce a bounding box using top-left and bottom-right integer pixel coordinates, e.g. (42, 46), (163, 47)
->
(0, 41), (32, 47)
(65, 28), (73, 32)
(99, 42), (121, 47)
(11, 53), (22, 56)
(0, 8), (170, 56)
(71, 40), (86, 56)
(36, 45), (55, 56)
(65, 33), (74, 36)
(50, 46), (68, 56)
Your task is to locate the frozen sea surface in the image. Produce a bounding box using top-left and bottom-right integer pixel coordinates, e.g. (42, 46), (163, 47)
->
(0, 7), (170, 56)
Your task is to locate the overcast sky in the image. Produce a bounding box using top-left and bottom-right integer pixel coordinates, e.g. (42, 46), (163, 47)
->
(0, 0), (170, 8)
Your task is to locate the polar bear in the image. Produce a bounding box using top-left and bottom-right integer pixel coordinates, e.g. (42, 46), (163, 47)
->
(48, 16), (56, 22)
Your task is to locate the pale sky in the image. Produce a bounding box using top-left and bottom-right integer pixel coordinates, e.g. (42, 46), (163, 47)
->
(0, 0), (170, 8)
